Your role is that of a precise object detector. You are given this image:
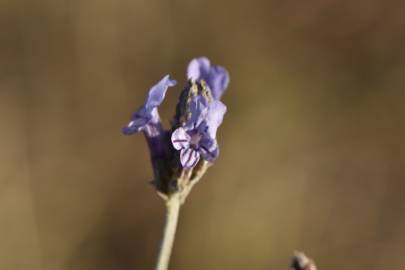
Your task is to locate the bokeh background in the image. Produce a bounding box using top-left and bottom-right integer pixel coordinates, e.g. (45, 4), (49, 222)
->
(1, 0), (405, 269)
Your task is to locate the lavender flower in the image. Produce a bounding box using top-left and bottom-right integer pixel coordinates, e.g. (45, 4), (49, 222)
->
(123, 58), (229, 270)
(171, 96), (226, 168)
(122, 75), (176, 161)
(122, 75), (176, 137)
(122, 57), (229, 196)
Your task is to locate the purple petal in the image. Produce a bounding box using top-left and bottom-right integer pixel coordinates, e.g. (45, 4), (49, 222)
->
(206, 66), (229, 100)
(199, 136), (219, 161)
(187, 57), (211, 81)
(204, 100), (227, 138)
(123, 75), (175, 136)
(180, 148), (200, 168)
(186, 96), (209, 128)
(145, 75), (176, 109)
(187, 57), (229, 100)
(122, 107), (162, 136)
(171, 127), (191, 150)
(122, 117), (147, 135)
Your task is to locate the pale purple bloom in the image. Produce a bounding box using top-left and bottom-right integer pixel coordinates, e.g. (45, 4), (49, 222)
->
(172, 126), (219, 168)
(122, 75), (176, 160)
(171, 96), (226, 168)
(187, 57), (230, 100)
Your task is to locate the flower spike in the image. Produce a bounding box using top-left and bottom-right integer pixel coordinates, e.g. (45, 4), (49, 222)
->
(122, 58), (229, 197)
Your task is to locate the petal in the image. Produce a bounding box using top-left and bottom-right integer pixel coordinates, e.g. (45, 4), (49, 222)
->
(206, 66), (229, 100)
(122, 117), (147, 135)
(145, 75), (177, 109)
(122, 106), (163, 135)
(204, 100), (227, 138)
(171, 127), (191, 150)
(199, 136), (219, 161)
(186, 95), (209, 128)
(122, 107), (151, 135)
(180, 148), (200, 168)
(123, 76), (175, 136)
(187, 57), (211, 81)
(187, 57), (229, 100)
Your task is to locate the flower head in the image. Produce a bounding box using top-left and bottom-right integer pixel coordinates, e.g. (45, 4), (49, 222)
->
(122, 57), (229, 198)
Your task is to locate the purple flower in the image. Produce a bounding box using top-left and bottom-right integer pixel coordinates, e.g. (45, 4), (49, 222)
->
(187, 57), (230, 100)
(122, 75), (176, 137)
(122, 75), (176, 160)
(123, 57), (229, 176)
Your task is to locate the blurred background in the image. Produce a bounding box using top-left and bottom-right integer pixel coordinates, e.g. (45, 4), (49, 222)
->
(1, 0), (405, 269)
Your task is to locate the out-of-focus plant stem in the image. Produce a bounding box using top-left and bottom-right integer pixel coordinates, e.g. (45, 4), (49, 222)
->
(155, 194), (181, 270)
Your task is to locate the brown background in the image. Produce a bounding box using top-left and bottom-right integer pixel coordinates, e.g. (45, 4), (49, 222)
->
(1, 0), (405, 269)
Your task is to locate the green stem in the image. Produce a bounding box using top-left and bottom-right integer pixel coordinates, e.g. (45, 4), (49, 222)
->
(155, 194), (181, 270)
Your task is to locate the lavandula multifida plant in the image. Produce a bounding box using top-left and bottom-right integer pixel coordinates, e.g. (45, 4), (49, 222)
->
(122, 57), (229, 270)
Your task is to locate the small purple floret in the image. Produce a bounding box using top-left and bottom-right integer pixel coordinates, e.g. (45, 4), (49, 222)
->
(171, 95), (225, 168)
(171, 126), (218, 168)
(122, 75), (176, 137)
(122, 75), (176, 161)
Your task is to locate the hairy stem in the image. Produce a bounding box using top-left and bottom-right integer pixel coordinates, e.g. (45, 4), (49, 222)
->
(155, 194), (181, 270)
